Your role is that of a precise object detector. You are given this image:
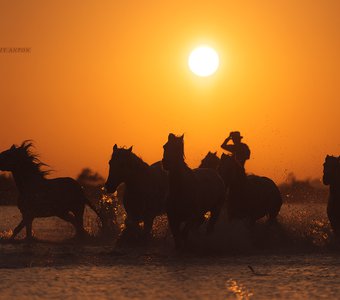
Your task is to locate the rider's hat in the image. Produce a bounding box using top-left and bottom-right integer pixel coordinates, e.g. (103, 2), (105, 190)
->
(231, 131), (243, 139)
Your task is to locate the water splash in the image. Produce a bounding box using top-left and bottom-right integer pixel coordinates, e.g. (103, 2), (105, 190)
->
(93, 190), (126, 238)
(226, 279), (253, 299)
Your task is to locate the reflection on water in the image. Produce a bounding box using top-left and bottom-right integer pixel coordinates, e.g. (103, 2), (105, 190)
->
(227, 279), (253, 299)
(0, 203), (340, 299)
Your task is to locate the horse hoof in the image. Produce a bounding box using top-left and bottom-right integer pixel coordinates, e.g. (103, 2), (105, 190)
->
(24, 236), (36, 243)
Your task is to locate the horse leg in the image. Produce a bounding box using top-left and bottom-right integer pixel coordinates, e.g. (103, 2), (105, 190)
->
(25, 217), (34, 241)
(168, 216), (182, 249)
(123, 216), (140, 236)
(143, 216), (154, 237)
(10, 219), (25, 240)
(181, 221), (191, 240)
(73, 206), (87, 237)
(207, 197), (224, 234)
(268, 203), (281, 225)
(207, 207), (221, 234)
(267, 213), (279, 225)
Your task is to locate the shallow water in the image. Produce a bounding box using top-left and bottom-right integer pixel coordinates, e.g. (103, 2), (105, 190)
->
(1, 203), (340, 299)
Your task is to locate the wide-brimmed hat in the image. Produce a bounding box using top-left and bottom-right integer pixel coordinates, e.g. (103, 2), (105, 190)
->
(230, 131), (243, 139)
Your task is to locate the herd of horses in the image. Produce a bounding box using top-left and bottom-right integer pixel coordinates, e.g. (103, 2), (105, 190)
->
(0, 136), (339, 250)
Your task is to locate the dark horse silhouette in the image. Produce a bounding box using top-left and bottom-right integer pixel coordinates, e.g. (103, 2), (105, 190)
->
(162, 134), (226, 249)
(323, 155), (340, 236)
(0, 141), (99, 240)
(199, 151), (220, 169)
(105, 144), (168, 238)
(218, 154), (282, 223)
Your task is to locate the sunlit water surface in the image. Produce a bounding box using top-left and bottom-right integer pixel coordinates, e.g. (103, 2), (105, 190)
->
(1, 203), (340, 300)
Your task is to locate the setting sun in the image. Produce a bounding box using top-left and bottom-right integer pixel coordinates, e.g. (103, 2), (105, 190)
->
(188, 46), (220, 77)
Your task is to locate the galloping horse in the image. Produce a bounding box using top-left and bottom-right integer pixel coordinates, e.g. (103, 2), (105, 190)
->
(105, 144), (168, 237)
(323, 155), (340, 236)
(218, 154), (282, 223)
(162, 134), (226, 249)
(0, 141), (99, 240)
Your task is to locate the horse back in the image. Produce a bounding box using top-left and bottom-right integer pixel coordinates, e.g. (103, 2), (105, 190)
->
(246, 174), (282, 215)
(17, 177), (86, 217)
(45, 177), (85, 197)
(247, 175), (281, 198)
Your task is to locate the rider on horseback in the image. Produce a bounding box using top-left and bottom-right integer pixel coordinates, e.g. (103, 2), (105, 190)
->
(221, 131), (250, 169)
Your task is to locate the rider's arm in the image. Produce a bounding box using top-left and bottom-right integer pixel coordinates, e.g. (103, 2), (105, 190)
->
(221, 137), (235, 152)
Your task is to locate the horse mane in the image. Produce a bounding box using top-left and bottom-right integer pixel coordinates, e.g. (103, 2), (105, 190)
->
(17, 140), (51, 178)
(221, 153), (233, 160)
(112, 146), (149, 170)
(127, 149), (149, 170)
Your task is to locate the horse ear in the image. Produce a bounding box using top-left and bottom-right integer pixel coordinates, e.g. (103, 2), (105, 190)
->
(221, 153), (228, 160)
(128, 146), (133, 152)
(113, 144), (118, 151)
(180, 134), (184, 140)
(214, 151), (217, 155)
(10, 144), (16, 151)
(168, 133), (175, 141)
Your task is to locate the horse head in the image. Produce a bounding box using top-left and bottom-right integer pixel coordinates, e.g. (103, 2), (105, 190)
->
(199, 151), (220, 169)
(162, 133), (185, 171)
(323, 155), (340, 185)
(105, 144), (134, 193)
(218, 153), (245, 186)
(0, 141), (33, 172)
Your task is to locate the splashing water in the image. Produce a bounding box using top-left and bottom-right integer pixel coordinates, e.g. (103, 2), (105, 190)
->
(227, 279), (253, 300)
(95, 189), (126, 239)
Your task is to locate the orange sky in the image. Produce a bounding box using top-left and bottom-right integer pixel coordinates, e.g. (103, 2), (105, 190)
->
(1, 1), (340, 183)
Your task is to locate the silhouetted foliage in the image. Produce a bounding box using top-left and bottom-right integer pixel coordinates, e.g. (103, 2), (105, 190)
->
(77, 168), (105, 187)
(279, 172), (327, 203)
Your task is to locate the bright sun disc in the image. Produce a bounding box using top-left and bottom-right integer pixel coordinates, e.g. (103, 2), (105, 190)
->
(188, 46), (219, 77)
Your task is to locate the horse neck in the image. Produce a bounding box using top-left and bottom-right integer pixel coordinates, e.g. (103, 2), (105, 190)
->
(167, 162), (192, 191)
(11, 165), (45, 193)
(125, 157), (149, 186)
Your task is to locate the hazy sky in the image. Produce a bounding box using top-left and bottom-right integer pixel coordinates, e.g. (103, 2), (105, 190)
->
(1, 0), (340, 182)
